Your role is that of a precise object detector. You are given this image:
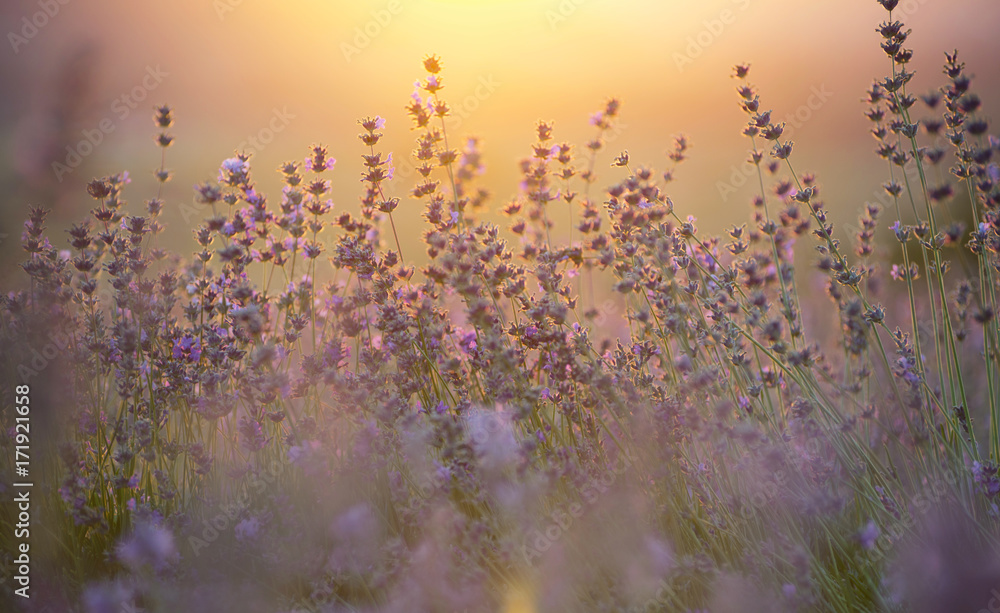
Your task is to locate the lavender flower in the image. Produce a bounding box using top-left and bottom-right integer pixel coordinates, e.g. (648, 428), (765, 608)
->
(117, 521), (177, 572)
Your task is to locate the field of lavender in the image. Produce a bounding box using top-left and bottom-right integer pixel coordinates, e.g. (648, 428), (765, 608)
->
(2, 1), (1000, 611)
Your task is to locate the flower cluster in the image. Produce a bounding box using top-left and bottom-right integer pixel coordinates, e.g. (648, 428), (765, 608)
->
(1, 5), (999, 612)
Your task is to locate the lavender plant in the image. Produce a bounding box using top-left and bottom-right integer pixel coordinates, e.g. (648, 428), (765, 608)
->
(1, 3), (999, 612)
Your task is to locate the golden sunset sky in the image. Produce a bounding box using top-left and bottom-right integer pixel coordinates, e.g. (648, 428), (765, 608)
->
(1, 0), (998, 266)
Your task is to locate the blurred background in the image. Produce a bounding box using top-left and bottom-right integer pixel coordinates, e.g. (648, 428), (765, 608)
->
(1, 0), (998, 283)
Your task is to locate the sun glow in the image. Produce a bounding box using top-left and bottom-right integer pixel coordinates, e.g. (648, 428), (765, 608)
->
(502, 582), (537, 613)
